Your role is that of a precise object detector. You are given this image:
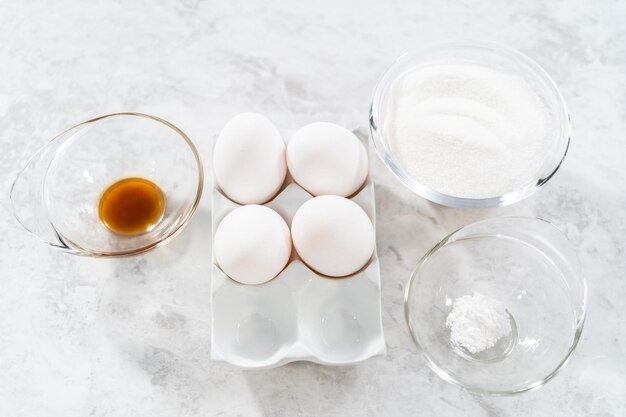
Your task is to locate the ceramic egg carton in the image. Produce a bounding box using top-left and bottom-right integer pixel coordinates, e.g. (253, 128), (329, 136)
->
(210, 129), (386, 369)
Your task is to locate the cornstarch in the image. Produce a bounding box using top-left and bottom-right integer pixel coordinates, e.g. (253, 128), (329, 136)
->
(445, 292), (511, 354)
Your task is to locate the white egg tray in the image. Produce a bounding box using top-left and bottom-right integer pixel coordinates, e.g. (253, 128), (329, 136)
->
(210, 130), (386, 369)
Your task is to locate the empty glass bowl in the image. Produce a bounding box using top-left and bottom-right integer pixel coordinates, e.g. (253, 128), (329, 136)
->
(404, 217), (586, 394)
(11, 113), (204, 256)
(369, 41), (571, 208)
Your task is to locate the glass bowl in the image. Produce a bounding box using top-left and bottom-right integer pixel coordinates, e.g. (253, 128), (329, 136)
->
(404, 217), (586, 394)
(11, 113), (204, 256)
(369, 41), (571, 208)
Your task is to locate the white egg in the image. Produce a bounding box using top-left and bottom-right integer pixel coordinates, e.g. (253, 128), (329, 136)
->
(214, 205), (291, 285)
(214, 113), (287, 204)
(291, 195), (375, 277)
(287, 122), (368, 197)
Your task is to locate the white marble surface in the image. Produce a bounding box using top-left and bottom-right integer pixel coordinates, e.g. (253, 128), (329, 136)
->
(1, 0), (625, 416)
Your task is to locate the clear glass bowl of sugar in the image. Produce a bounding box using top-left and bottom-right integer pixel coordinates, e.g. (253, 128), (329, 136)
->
(404, 217), (586, 395)
(369, 41), (571, 208)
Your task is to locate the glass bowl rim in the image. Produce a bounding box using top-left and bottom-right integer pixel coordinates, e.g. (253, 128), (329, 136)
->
(403, 216), (587, 395)
(369, 40), (572, 209)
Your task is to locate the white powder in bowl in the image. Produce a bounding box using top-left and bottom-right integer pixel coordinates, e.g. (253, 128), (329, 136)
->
(386, 63), (552, 198)
(445, 292), (511, 354)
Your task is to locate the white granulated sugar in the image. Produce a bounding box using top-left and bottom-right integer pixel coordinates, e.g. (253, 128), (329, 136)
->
(387, 63), (552, 198)
(445, 292), (511, 354)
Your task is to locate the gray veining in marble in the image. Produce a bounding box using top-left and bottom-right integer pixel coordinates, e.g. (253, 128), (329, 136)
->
(1, 0), (625, 416)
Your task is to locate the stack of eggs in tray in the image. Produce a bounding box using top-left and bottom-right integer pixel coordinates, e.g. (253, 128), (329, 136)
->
(211, 113), (385, 368)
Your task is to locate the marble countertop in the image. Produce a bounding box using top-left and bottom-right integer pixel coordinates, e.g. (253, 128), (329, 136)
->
(1, 0), (625, 416)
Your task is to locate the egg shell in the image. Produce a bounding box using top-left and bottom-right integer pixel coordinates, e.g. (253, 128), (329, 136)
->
(291, 195), (375, 277)
(214, 113), (287, 204)
(214, 205), (291, 285)
(287, 122), (368, 197)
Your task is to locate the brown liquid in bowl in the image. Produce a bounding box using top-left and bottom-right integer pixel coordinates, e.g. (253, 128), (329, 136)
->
(98, 177), (165, 236)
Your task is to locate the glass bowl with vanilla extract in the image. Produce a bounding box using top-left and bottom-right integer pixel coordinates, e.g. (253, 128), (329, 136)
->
(12, 113), (203, 256)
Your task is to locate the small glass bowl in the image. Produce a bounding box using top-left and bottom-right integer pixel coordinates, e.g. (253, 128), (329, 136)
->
(11, 113), (204, 256)
(369, 41), (571, 208)
(404, 217), (586, 395)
